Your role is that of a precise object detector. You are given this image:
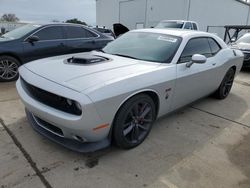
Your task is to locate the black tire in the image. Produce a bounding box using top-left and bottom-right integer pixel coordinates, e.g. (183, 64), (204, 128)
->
(213, 68), (235, 99)
(113, 94), (156, 149)
(0, 55), (20, 82)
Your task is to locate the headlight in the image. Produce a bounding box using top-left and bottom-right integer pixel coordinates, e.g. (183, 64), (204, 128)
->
(66, 98), (82, 115)
(66, 99), (73, 106)
(75, 102), (82, 111)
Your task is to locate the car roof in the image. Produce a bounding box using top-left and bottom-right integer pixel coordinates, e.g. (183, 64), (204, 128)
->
(132, 28), (210, 38)
(131, 28), (227, 48)
(27, 22), (88, 27)
(159, 20), (197, 23)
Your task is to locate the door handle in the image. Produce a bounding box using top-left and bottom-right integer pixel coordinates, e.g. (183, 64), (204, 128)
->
(212, 63), (216, 66)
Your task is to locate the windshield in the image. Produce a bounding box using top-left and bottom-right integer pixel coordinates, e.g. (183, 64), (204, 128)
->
(236, 34), (250, 44)
(103, 32), (182, 63)
(2, 24), (41, 39)
(155, 21), (184, 29)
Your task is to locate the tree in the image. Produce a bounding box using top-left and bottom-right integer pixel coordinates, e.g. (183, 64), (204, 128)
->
(51, 19), (60, 23)
(65, 18), (86, 25)
(1, 14), (19, 22)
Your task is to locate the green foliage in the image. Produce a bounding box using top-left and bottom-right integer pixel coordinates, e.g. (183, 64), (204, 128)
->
(65, 18), (86, 25)
(1, 14), (19, 22)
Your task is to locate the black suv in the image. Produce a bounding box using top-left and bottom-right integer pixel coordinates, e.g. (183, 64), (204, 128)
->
(0, 23), (113, 81)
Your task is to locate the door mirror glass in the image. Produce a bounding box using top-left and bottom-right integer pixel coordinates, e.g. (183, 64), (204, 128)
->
(27, 35), (39, 43)
(186, 54), (206, 67)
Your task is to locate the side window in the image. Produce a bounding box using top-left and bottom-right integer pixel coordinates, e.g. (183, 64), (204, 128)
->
(184, 22), (192, 30)
(65, 26), (97, 39)
(192, 23), (198, 30)
(208, 38), (221, 55)
(179, 38), (212, 63)
(85, 29), (98, 38)
(35, 26), (64, 40)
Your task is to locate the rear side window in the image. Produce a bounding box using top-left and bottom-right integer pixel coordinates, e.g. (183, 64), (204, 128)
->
(35, 26), (64, 40)
(85, 29), (98, 38)
(208, 38), (221, 55)
(192, 23), (198, 30)
(65, 26), (97, 39)
(179, 38), (212, 63)
(184, 22), (192, 30)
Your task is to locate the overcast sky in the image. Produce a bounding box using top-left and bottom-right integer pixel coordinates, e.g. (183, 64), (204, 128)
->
(0, 0), (96, 25)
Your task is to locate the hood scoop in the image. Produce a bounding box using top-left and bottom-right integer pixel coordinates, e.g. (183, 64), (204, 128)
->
(66, 55), (109, 65)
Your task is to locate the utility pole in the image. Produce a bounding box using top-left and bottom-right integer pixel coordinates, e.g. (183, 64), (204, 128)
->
(187, 0), (191, 20)
(246, 4), (250, 25)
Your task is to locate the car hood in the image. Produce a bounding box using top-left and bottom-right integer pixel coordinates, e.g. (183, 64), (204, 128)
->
(24, 51), (160, 92)
(0, 36), (16, 42)
(113, 23), (129, 37)
(235, 42), (250, 51)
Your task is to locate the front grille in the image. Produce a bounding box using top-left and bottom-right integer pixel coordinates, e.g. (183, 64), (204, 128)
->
(33, 115), (64, 137)
(21, 77), (82, 116)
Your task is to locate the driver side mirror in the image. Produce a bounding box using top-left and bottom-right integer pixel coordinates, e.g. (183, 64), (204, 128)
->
(26, 35), (39, 43)
(186, 54), (207, 67)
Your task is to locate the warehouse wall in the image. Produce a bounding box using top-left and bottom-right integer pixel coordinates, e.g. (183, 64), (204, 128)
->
(96, 0), (120, 30)
(145, 0), (189, 28)
(96, 0), (250, 38)
(189, 0), (250, 36)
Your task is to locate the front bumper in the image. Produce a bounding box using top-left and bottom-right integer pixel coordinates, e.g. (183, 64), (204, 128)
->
(26, 109), (110, 153)
(16, 66), (112, 152)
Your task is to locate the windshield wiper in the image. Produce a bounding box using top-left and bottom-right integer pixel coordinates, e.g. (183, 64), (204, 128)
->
(112, 53), (139, 60)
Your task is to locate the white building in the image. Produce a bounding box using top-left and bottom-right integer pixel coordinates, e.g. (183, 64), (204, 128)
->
(96, 0), (250, 38)
(0, 22), (27, 34)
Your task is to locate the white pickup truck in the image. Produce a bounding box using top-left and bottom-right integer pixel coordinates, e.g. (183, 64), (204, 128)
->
(155, 20), (199, 30)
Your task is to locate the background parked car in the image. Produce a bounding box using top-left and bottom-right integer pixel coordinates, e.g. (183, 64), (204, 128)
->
(0, 23), (113, 82)
(231, 33), (250, 68)
(155, 20), (199, 30)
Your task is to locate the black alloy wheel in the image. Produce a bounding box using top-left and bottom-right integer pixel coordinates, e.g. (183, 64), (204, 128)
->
(214, 68), (235, 99)
(113, 94), (156, 149)
(0, 56), (20, 82)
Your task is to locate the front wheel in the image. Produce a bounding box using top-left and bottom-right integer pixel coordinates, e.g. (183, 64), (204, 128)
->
(113, 94), (156, 149)
(0, 56), (20, 82)
(213, 68), (235, 99)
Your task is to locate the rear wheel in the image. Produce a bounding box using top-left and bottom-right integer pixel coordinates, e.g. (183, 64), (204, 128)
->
(0, 56), (20, 82)
(213, 68), (235, 99)
(113, 94), (156, 149)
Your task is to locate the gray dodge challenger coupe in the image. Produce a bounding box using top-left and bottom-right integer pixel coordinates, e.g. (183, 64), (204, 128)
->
(16, 29), (244, 152)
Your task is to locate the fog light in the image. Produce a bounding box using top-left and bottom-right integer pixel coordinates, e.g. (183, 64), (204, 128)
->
(74, 135), (85, 142)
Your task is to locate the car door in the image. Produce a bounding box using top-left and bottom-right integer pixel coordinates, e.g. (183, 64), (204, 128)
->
(171, 37), (220, 110)
(64, 26), (101, 54)
(22, 26), (67, 62)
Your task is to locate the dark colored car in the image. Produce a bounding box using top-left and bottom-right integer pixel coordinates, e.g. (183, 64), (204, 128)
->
(232, 33), (250, 68)
(0, 23), (113, 81)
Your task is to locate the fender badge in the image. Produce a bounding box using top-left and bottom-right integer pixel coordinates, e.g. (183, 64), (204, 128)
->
(165, 88), (172, 100)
